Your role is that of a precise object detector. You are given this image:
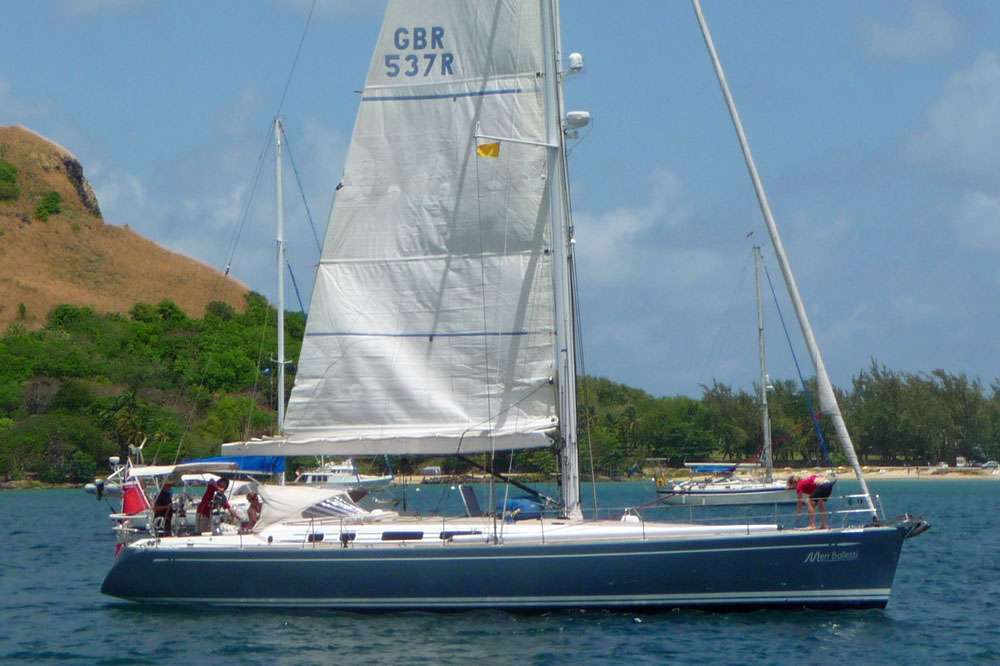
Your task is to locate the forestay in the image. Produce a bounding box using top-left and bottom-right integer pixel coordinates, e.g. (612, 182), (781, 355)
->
(226, 2), (558, 457)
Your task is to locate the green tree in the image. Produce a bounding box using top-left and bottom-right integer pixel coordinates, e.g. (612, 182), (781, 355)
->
(0, 413), (108, 481)
(68, 450), (97, 483)
(0, 159), (18, 201)
(129, 302), (158, 323)
(0, 159), (16, 183)
(156, 299), (187, 323)
(34, 191), (62, 221)
(205, 300), (236, 321)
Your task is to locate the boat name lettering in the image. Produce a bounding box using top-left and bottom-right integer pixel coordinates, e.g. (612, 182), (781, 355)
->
(804, 549), (859, 564)
(385, 27), (454, 77)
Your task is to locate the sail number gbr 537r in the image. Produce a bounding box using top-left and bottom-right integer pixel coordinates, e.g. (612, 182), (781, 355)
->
(384, 27), (455, 77)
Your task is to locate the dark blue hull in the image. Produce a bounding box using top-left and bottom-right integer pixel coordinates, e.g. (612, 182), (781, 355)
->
(101, 526), (906, 610)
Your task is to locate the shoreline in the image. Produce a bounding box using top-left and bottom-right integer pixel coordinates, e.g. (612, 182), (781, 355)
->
(3, 466), (996, 491)
(394, 465), (999, 486)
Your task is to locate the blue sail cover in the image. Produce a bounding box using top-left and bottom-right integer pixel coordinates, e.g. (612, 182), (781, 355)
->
(685, 463), (738, 474)
(187, 456), (285, 475)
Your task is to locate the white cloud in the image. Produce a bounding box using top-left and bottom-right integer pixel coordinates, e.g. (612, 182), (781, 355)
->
(88, 108), (349, 304)
(572, 168), (745, 394)
(905, 52), (1000, 183)
(87, 164), (150, 221)
(57, 0), (157, 17)
(279, 0), (385, 19)
(0, 79), (50, 121)
(889, 285), (952, 324)
(221, 88), (265, 139)
(574, 168), (697, 287)
(953, 191), (1000, 252)
(859, 1), (959, 61)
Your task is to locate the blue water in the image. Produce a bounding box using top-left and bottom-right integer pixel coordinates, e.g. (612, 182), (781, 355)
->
(1, 480), (997, 665)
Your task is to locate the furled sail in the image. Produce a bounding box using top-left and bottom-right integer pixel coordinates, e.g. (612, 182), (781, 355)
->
(226, 1), (558, 456)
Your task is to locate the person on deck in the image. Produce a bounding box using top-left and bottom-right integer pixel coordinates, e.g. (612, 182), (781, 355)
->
(787, 474), (835, 529)
(196, 477), (238, 534)
(245, 492), (263, 529)
(152, 480), (174, 536)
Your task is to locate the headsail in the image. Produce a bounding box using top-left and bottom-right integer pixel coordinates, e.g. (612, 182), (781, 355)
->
(226, 2), (559, 456)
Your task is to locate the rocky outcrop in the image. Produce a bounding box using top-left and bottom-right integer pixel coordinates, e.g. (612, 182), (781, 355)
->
(3, 125), (101, 218)
(61, 155), (101, 217)
(0, 124), (248, 329)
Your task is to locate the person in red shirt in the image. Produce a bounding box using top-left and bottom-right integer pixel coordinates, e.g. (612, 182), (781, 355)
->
(196, 477), (238, 534)
(786, 474), (835, 529)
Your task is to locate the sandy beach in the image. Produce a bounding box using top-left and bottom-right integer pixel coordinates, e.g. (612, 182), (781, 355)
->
(640, 464), (1000, 483)
(773, 465), (1000, 481)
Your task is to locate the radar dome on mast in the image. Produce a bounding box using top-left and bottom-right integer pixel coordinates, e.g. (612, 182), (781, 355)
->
(567, 52), (584, 74)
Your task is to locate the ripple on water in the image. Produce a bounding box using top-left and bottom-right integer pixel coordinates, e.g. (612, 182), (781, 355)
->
(0, 484), (995, 665)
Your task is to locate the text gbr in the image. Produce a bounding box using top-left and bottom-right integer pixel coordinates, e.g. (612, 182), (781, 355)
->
(385, 27), (454, 77)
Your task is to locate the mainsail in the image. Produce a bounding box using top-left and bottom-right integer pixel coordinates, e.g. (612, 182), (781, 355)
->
(226, 2), (560, 456)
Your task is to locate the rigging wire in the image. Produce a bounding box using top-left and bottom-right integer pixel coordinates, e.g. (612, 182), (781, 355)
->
(220, 122), (276, 284)
(278, 125), (323, 254)
(170, 116), (276, 464)
(173, 4), (318, 463)
(564, 121), (593, 158)
(230, 2), (318, 445)
(570, 233), (599, 514)
(472, 130), (497, 524)
(763, 265), (833, 466)
(702, 256), (751, 387)
(284, 253), (308, 313)
(274, 0), (317, 118)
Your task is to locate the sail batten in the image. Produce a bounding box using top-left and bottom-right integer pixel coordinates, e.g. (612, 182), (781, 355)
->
(223, 1), (558, 457)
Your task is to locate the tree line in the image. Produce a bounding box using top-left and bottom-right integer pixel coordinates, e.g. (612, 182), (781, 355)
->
(577, 364), (1000, 476)
(0, 299), (996, 484)
(0, 296), (302, 483)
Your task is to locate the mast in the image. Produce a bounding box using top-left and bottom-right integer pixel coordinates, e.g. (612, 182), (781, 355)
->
(691, 0), (876, 516)
(754, 246), (773, 483)
(541, 0), (581, 519)
(275, 118), (286, 433)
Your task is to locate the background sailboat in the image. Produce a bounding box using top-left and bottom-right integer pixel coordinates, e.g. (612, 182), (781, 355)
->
(658, 246), (797, 506)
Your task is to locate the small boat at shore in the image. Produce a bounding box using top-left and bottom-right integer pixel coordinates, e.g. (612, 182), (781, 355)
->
(292, 458), (394, 501)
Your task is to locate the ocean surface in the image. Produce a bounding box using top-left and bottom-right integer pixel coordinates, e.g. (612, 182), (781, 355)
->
(1, 479), (997, 665)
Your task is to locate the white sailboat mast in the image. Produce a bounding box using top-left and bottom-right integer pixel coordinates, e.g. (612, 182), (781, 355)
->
(541, 0), (581, 520)
(275, 118), (286, 433)
(691, 0), (876, 515)
(754, 246), (773, 483)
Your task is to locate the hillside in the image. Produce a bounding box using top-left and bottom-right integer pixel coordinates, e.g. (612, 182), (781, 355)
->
(0, 125), (247, 327)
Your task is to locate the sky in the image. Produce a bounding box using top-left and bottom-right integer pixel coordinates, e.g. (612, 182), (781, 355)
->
(3, 0), (1000, 400)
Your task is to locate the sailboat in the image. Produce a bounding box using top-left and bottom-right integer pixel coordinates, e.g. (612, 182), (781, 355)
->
(101, 0), (928, 610)
(658, 247), (797, 506)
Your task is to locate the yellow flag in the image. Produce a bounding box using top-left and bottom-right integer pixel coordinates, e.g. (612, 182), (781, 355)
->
(476, 141), (500, 158)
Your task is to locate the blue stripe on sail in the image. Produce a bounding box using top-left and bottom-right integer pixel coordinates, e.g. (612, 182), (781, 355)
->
(306, 330), (545, 338)
(362, 88), (522, 102)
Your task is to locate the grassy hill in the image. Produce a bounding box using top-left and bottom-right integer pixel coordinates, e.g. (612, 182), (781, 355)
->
(0, 125), (247, 327)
